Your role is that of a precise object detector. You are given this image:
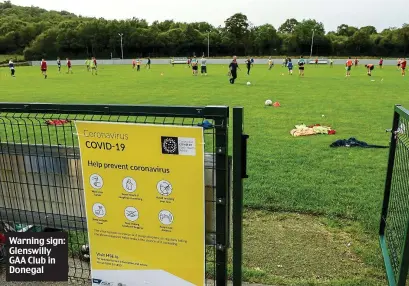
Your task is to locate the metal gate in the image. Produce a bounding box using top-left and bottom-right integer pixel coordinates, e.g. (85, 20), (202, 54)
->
(0, 103), (248, 285)
(380, 105), (409, 286)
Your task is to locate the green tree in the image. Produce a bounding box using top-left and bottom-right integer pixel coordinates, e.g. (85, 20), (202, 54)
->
(278, 19), (299, 34)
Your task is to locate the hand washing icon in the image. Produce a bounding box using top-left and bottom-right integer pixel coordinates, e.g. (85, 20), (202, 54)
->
(90, 174), (103, 189)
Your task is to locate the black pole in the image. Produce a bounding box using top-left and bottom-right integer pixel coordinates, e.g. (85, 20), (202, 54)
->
(379, 104), (401, 236)
(232, 107), (246, 286)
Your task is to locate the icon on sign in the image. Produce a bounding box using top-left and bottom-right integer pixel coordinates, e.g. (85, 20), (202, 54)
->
(90, 174), (103, 189)
(92, 203), (106, 218)
(122, 177), (137, 193)
(159, 210), (174, 225)
(124, 206), (139, 222)
(157, 180), (172, 196)
(161, 137), (179, 155)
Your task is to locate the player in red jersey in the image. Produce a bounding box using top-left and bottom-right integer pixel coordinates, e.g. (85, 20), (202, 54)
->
(40, 59), (47, 79)
(66, 58), (73, 74)
(379, 58), (384, 69)
(401, 58), (407, 76)
(365, 64), (374, 76)
(354, 58), (359, 67)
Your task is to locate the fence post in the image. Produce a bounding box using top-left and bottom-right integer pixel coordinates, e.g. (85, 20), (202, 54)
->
(233, 107), (246, 286)
(380, 105), (401, 236)
(215, 114), (229, 285)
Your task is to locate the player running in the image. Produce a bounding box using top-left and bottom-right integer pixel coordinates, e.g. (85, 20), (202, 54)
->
(287, 59), (293, 75)
(401, 58), (407, 76)
(200, 56), (207, 76)
(315, 58), (318, 67)
(397, 58), (401, 70)
(379, 58), (384, 69)
(245, 57), (251, 75)
(298, 56), (306, 76)
(345, 57), (353, 77)
(354, 58), (359, 67)
(8, 60), (15, 77)
(132, 59), (136, 69)
(330, 58), (334, 68)
(268, 57), (274, 70)
(91, 57), (97, 75)
(365, 64), (374, 76)
(146, 57), (151, 69)
(66, 58), (73, 74)
(57, 57), (61, 73)
(40, 59), (47, 79)
(228, 56), (240, 84)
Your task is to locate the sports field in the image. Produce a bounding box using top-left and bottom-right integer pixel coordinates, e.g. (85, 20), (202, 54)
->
(1, 63), (408, 285)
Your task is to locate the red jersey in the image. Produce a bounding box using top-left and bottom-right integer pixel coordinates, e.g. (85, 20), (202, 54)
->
(354, 59), (358, 64)
(401, 60), (407, 69)
(67, 60), (71, 67)
(41, 61), (47, 70)
(93, 59), (97, 65)
(346, 59), (353, 67)
(379, 59), (383, 64)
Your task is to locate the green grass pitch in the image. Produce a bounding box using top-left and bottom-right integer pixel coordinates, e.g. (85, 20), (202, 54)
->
(1, 63), (408, 285)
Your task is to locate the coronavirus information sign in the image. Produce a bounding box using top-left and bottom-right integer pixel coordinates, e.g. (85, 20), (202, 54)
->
(6, 232), (68, 281)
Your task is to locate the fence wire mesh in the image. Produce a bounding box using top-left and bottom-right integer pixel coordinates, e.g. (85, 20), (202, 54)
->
(0, 108), (229, 285)
(383, 109), (409, 283)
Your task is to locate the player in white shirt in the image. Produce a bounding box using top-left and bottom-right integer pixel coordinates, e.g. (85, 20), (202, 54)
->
(268, 57), (274, 70)
(200, 56), (207, 76)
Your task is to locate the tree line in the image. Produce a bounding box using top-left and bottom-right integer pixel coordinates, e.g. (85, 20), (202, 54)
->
(0, 1), (408, 60)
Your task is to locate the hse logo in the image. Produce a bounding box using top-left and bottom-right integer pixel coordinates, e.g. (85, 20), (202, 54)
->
(161, 137), (179, 154)
(161, 136), (196, 156)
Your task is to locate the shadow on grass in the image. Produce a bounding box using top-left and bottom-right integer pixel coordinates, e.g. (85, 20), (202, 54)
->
(67, 209), (387, 285)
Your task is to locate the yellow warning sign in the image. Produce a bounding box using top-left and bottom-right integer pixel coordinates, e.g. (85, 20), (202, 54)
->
(75, 121), (205, 286)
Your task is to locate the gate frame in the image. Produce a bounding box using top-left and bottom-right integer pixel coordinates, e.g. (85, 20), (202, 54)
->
(0, 102), (247, 286)
(380, 104), (409, 286)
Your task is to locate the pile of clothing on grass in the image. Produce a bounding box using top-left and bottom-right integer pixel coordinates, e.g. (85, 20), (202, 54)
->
(290, 124), (336, 137)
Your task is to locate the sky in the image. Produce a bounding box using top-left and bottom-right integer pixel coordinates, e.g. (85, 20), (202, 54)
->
(9, 0), (408, 32)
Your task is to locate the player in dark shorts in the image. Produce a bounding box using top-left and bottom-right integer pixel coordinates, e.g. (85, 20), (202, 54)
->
(365, 64), (374, 76)
(379, 58), (383, 69)
(229, 56), (240, 84)
(298, 56), (306, 76)
(57, 57), (61, 73)
(191, 56), (198, 75)
(8, 60), (15, 77)
(245, 57), (251, 75)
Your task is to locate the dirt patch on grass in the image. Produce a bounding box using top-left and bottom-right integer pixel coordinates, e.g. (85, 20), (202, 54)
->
(241, 211), (385, 285)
